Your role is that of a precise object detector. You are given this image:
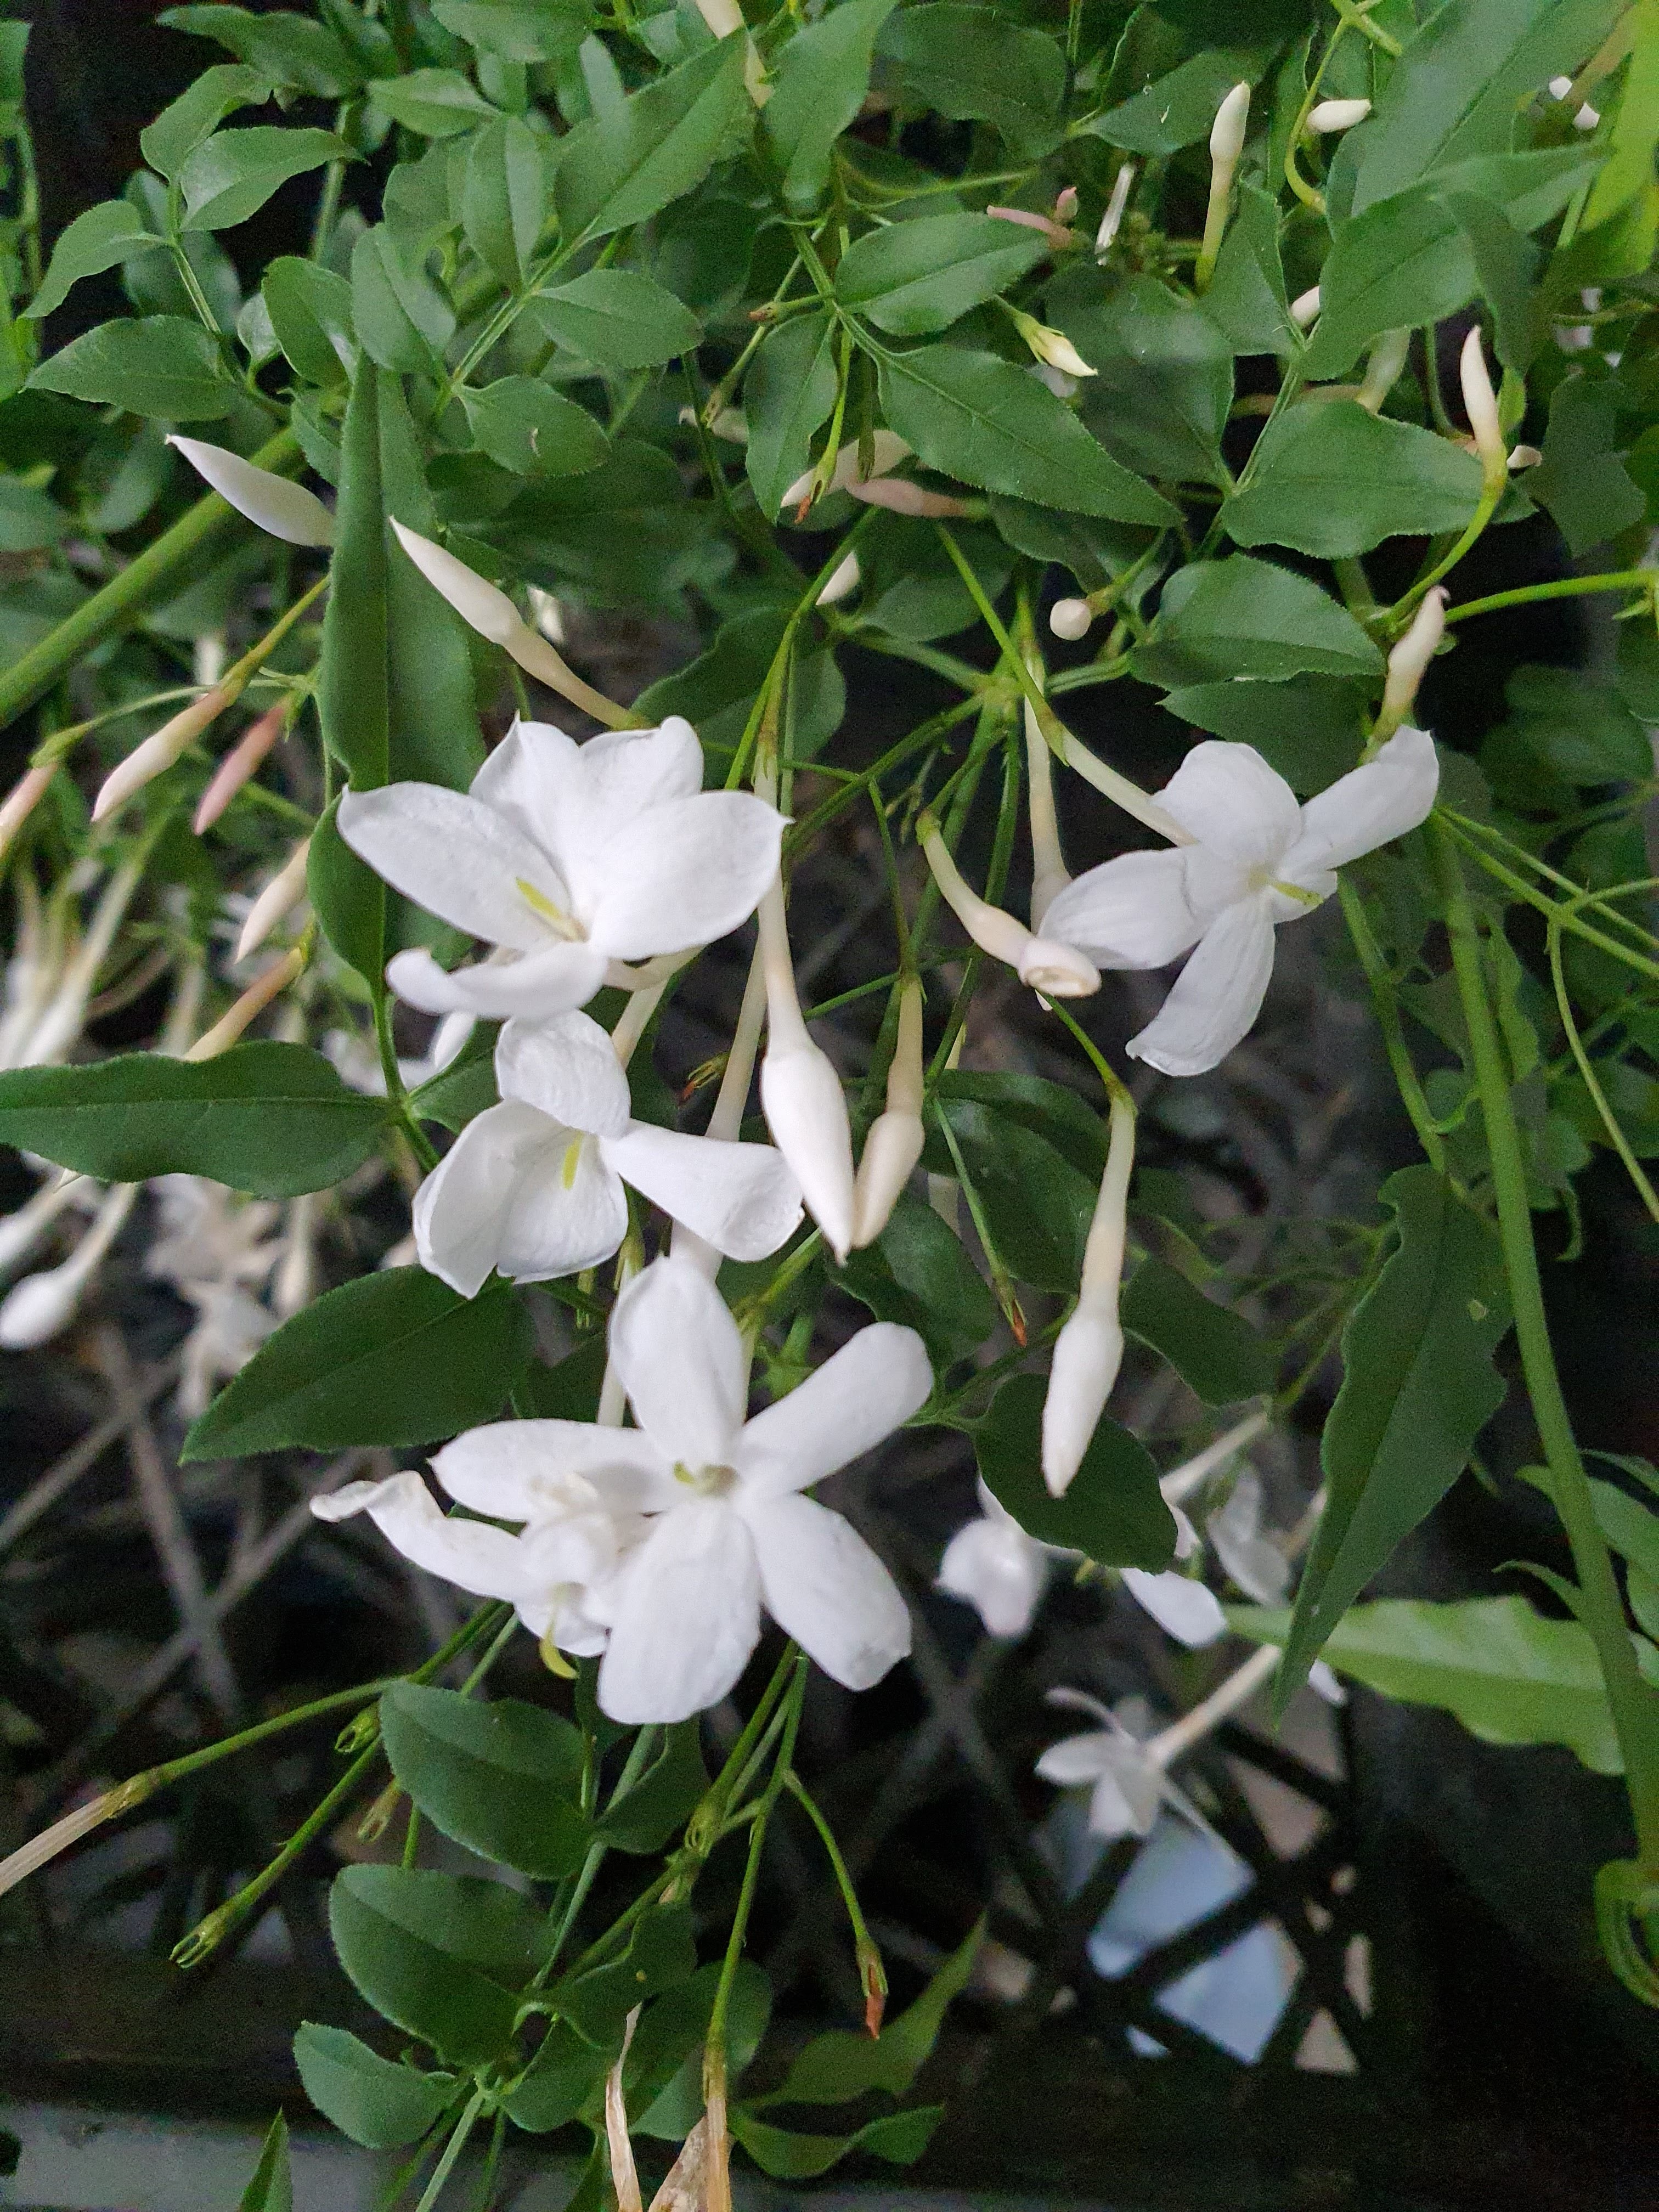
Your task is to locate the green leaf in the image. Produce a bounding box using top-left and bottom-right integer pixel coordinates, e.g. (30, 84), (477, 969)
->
(181, 1268), (532, 1459)
(975, 1373), (1176, 1569)
(318, 364), (390, 787)
(179, 126), (351, 232)
(351, 224), (455, 374)
(0, 477), (68, 552)
(1445, 191), (1539, 373)
(731, 2107), (944, 2180)
(555, 38), (751, 246)
(410, 1034), (500, 1133)
(236, 2114), (291, 2212)
(1137, 555), (1384, 686)
(462, 376), (608, 477)
(1121, 1256), (1272, 1405)
(502, 2020), (611, 2131)
(1587, 1477), (1659, 1584)
(160, 5), (364, 97)
(529, 269), (702, 370)
(758, 1918), (983, 2106)
(743, 311), (839, 520)
(1058, 274), (1234, 489)
(929, 1096), (1097, 1291)
(1480, 664), (1651, 805)
(0, 1042), (388, 1196)
(369, 68), (500, 138)
(1233, 1595), (1623, 1774)
(139, 61), (273, 183)
(263, 255), (355, 385)
(878, 347), (1177, 526)
(380, 1683), (589, 1879)
(1082, 44), (1276, 155)
(1345, 0), (1624, 215)
(834, 214), (1046, 338)
(29, 315), (233, 421)
(28, 201), (166, 322)
(595, 1718), (708, 1852)
(1223, 400), (1483, 558)
(308, 807), (383, 996)
(1202, 180), (1296, 358)
(1160, 676), (1365, 796)
(635, 602), (842, 754)
(433, 0), (590, 64)
(555, 1902), (698, 2043)
(879, 4), (1066, 156)
(627, 1962), (771, 2135)
(764, 0), (899, 209)
(328, 1866), (549, 2067)
(840, 1192), (1000, 1369)
(1279, 1166), (1510, 1703)
(379, 375), (486, 790)
(293, 2023), (456, 2151)
(461, 114), (546, 290)
(1529, 375), (1646, 557)
(1583, 0), (1659, 228)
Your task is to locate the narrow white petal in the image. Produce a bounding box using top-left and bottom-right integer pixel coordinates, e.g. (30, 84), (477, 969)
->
(1207, 1468), (1290, 1605)
(471, 716), (581, 843)
(337, 784), (566, 951)
(585, 793), (783, 959)
(936, 1516), (1048, 1638)
(744, 1493), (911, 1690)
(1158, 741), (1301, 869)
(597, 1499), (761, 1723)
(496, 1012), (632, 1137)
(602, 1124), (802, 1260)
(733, 1322), (931, 1500)
(1040, 849), (1207, 970)
(1087, 1768), (1148, 1840)
(1035, 1730), (1113, 1786)
(1122, 1567), (1227, 1647)
(432, 1420), (679, 1519)
(496, 1131), (630, 1282)
(310, 1470), (529, 1601)
(412, 1099), (558, 1298)
(169, 436), (335, 546)
(1279, 725), (1440, 884)
(386, 941), (610, 1021)
(1127, 895), (1277, 1077)
(759, 1039), (856, 1262)
(608, 1255), (749, 1468)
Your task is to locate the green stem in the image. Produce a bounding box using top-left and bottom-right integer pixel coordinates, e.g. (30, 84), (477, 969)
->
(1339, 878), (1455, 1183)
(1442, 569), (1656, 627)
(707, 1655), (808, 2058)
(1440, 817), (1659, 983)
(781, 1768), (885, 2024)
(0, 429), (302, 732)
(414, 2089), (487, 2212)
(1432, 822), (1659, 1869)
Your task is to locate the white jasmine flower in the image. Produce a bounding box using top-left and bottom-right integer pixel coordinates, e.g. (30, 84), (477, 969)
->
(414, 1012), (802, 1296)
(1037, 730), (1440, 1075)
(1036, 1689), (1207, 1842)
(936, 1480), (1064, 1638)
(337, 716), (784, 1024)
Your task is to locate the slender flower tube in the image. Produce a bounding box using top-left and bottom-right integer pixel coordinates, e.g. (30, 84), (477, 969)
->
(185, 947), (306, 1061)
(24, 856), (145, 1069)
(986, 205), (1076, 250)
(1373, 588), (1447, 747)
(851, 976), (926, 1249)
(845, 476), (974, 518)
(0, 761), (55, 860)
(390, 521), (630, 729)
(1042, 1082), (1133, 1493)
(759, 874), (857, 1262)
(92, 684), (238, 822)
(1459, 326), (1507, 490)
(1194, 82), (1250, 291)
(1010, 309), (1096, 379)
(605, 2011), (645, 2212)
(235, 836), (311, 963)
(1306, 96), (1370, 132)
(167, 436), (336, 546)
(1023, 692), (1070, 929)
(674, 945), (768, 1276)
(194, 699), (288, 832)
(918, 812), (1099, 996)
(1096, 161), (1136, 257)
(0, 1182), (138, 1347)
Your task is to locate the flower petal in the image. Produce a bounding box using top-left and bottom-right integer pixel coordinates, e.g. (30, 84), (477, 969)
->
(1035, 1729), (1111, 1785)
(496, 1131), (630, 1282)
(937, 1515), (1048, 1638)
(1040, 849), (1207, 969)
(386, 941), (610, 1022)
(743, 1493), (911, 1690)
(1159, 741), (1301, 869)
(601, 1124), (802, 1259)
(1126, 894), (1277, 1077)
(597, 1499), (761, 1723)
(608, 1255), (749, 1468)
(337, 784), (568, 951)
(432, 1420), (679, 1519)
(1121, 1567), (1227, 1646)
(497, 1012), (631, 1137)
(471, 716), (580, 847)
(733, 1322), (932, 1500)
(1278, 724), (1440, 884)
(412, 1098), (558, 1297)
(311, 1470), (529, 1600)
(585, 792), (783, 960)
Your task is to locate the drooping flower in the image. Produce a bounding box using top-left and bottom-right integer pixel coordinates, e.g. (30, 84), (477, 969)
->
(1035, 1689), (1209, 1842)
(936, 1479), (1064, 1638)
(1037, 730), (1440, 1075)
(413, 1011), (802, 1295)
(337, 716), (785, 1024)
(1205, 1464), (1290, 1606)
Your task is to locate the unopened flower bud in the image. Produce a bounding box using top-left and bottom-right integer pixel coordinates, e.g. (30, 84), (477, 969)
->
(1096, 162), (1135, 256)
(1054, 185), (1079, 223)
(168, 436), (336, 546)
(236, 836), (311, 962)
(1306, 97), (1371, 132)
(815, 551), (861, 606)
(0, 1184), (136, 1348)
(185, 947), (306, 1061)
(986, 205), (1074, 249)
(93, 684), (239, 821)
(1012, 310), (1097, 379)
(1379, 588), (1447, 734)
(1459, 326), (1506, 488)
(845, 476), (973, 517)
(0, 1171), (86, 1273)
(0, 760), (56, 859)
(1508, 442), (1543, 471)
(1049, 597), (1093, 641)
(1289, 284), (1322, 328)
(851, 978), (924, 1249)
(1211, 80), (1251, 170)
(1356, 325), (1412, 414)
(761, 1037), (855, 1262)
(1042, 1091), (1134, 1493)
(194, 699), (287, 832)
(782, 432), (911, 510)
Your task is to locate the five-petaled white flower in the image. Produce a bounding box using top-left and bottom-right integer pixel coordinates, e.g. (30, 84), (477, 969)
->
(337, 716), (783, 1023)
(1035, 1689), (1207, 1842)
(414, 1012), (802, 1295)
(936, 1479), (1065, 1638)
(1039, 729), (1438, 1075)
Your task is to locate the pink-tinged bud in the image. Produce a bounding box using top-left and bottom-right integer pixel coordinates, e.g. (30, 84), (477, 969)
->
(1380, 588), (1447, 732)
(0, 760), (56, 858)
(235, 836), (312, 962)
(1096, 163), (1135, 256)
(1289, 284), (1322, 328)
(1306, 97), (1370, 132)
(1041, 1295), (1124, 1493)
(845, 476), (974, 517)
(1054, 185), (1079, 223)
(1459, 326), (1505, 487)
(168, 436), (335, 547)
(985, 205), (1074, 249)
(851, 978), (924, 1249)
(93, 685), (236, 821)
(184, 947), (305, 1061)
(1049, 597), (1093, 642)
(194, 699), (287, 832)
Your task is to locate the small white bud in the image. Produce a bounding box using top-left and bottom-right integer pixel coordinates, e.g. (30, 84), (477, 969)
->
(1459, 326), (1506, 487)
(1049, 597), (1094, 642)
(93, 686), (236, 821)
(168, 436), (335, 548)
(815, 551), (861, 606)
(1508, 443), (1543, 471)
(0, 761), (56, 859)
(1041, 1296), (1124, 1493)
(1013, 312), (1097, 379)
(1306, 97), (1371, 133)
(235, 837), (312, 963)
(1289, 284), (1322, 328)
(1210, 81), (1251, 172)
(760, 1039), (856, 1263)
(851, 979), (925, 1249)
(1095, 162), (1135, 256)
(1381, 589), (1447, 731)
